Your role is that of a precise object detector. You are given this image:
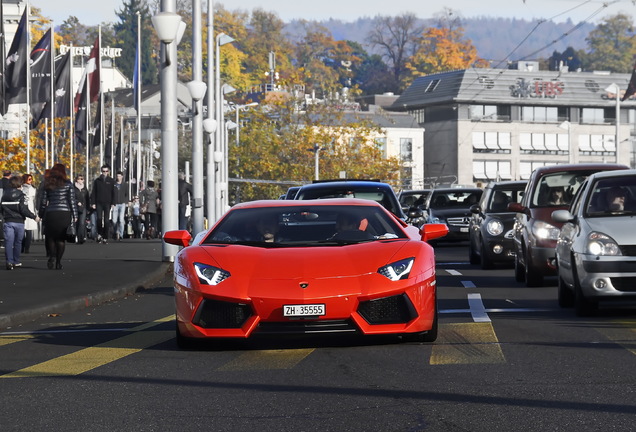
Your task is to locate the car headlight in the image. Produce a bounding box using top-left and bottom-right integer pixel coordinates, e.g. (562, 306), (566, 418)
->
(194, 262), (231, 285)
(532, 220), (560, 240)
(587, 232), (621, 256)
(486, 219), (504, 236)
(378, 258), (414, 281)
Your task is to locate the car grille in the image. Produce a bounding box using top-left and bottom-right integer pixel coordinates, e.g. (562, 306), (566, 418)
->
(619, 245), (636, 256)
(611, 277), (636, 292)
(447, 217), (470, 227)
(255, 320), (358, 335)
(357, 294), (417, 324)
(193, 299), (252, 329)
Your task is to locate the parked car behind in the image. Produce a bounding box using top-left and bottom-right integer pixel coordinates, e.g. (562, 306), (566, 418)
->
(469, 180), (527, 269)
(398, 189), (431, 227)
(552, 169), (636, 316)
(294, 180), (407, 221)
(422, 187), (483, 241)
(510, 163), (628, 287)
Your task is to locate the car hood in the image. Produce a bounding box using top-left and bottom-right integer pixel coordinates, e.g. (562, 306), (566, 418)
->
(429, 208), (472, 218)
(581, 215), (636, 244)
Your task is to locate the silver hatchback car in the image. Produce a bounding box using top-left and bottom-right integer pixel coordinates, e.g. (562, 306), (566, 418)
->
(552, 169), (636, 316)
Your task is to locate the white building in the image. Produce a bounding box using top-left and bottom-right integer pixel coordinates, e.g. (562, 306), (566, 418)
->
(387, 66), (635, 186)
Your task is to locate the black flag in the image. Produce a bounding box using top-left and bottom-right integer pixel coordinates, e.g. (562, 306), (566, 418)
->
(3, 9), (28, 113)
(92, 94), (103, 148)
(622, 62), (636, 102)
(30, 29), (52, 128)
(74, 79), (88, 149)
(37, 51), (72, 124)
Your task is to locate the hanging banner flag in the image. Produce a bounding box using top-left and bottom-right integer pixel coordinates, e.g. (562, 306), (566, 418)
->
(3, 8), (28, 113)
(30, 29), (53, 128)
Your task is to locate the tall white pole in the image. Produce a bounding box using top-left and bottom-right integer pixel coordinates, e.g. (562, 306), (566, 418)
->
(136, 11), (142, 192)
(191, 0), (204, 234)
(158, 0), (180, 261)
(214, 35), (222, 221)
(50, 23), (55, 167)
(206, 1), (216, 226)
(616, 95), (620, 164)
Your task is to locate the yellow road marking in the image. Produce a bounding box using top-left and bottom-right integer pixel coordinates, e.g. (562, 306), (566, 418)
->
(1, 316), (174, 379)
(217, 349), (315, 371)
(0, 335), (34, 347)
(596, 320), (636, 356)
(430, 322), (505, 365)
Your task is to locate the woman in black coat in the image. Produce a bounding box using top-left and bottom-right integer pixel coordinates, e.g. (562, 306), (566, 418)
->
(39, 164), (77, 270)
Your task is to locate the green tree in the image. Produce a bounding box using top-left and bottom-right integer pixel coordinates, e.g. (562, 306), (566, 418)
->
(585, 13), (636, 73)
(114, 0), (158, 85)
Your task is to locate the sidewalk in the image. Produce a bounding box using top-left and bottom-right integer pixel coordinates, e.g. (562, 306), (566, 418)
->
(0, 238), (171, 330)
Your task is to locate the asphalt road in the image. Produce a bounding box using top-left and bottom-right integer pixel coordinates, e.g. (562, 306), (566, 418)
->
(1, 243), (635, 432)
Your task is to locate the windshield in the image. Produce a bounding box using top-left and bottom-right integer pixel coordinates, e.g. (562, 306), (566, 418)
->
(203, 205), (407, 247)
(296, 186), (401, 217)
(429, 190), (481, 210)
(487, 188), (525, 212)
(585, 177), (636, 217)
(400, 191), (430, 209)
(531, 171), (589, 208)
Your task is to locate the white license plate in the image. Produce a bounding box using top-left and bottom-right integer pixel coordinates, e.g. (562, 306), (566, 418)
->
(283, 304), (326, 317)
(460, 227), (469, 232)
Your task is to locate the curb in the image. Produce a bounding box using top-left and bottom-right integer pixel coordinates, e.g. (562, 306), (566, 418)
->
(0, 263), (172, 330)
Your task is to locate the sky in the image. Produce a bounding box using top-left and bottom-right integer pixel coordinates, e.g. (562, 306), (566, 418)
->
(31, 0), (636, 27)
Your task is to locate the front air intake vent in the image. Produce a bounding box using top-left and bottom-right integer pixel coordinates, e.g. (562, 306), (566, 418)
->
(357, 294), (417, 324)
(193, 299), (252, 328)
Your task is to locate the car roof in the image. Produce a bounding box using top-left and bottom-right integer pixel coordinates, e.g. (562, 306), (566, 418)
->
(298, 180), (393, 190)
(585, 169), (636, 181)
(530, 163), (628, 176)
(429, 187), (482, 193)
(486, 180), (527, 189)
(231, 198), (389, 210)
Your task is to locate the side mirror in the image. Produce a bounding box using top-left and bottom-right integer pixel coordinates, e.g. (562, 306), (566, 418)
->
(507, 202), (524, 212)
(420, 223), (449, 242)
(551, 209), (574, 223)
(469, 204), (481, 214)
(163, 230), (192, 247)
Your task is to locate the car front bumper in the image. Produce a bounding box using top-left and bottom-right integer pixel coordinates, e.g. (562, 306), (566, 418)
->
(574, 253), (636, 299)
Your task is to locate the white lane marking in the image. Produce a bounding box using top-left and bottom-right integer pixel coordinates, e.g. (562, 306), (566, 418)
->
(446, 269), (462, 276)
(440, 307), (556, 314)
(468, 293), (491, 323)
(462, 281), (476, 288)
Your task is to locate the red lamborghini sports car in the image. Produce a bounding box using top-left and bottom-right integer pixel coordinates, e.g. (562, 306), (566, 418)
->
(163, 199), (448, 348)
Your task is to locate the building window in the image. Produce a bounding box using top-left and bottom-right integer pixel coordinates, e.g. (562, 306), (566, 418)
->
(580, 108), (609, 124)
(473, 160), (512, 182)
(400, 138), (412, 162)
(519, 161), (556, 179)
(375, 137), (387, 156)
(472, 131), (511, 153)
(578, 134), (616, 155)
(469, 104), (510, 121)
(519, 132), (569, 154)
(520, 106), (566, 122)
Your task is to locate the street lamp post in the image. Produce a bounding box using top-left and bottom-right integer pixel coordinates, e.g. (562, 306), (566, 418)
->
(214, 33), (235, 221)
(308, 144), (322, 180)
(187, 0), (207, 235)
(152, 3), (182, 262)
(219, 83), (235, 214)
(605, 83), (621, 164)
(558, 120), (574, 164)
(206, 0), (215, 228)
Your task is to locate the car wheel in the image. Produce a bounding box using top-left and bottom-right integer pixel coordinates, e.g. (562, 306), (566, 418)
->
(524, 249), (543, 287)
(557, 275), (574, 308)
(480, 242), (494, 270)
(514, 251), (525, 282)
(175, 321), (200, 350)
(469, 240), (480, 265)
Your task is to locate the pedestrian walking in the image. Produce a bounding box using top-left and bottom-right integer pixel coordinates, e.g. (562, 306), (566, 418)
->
(1, 175), (39, 270)
(112, 170), (129, 241)
(178, 172), (192, 231)
(21, 173), (38, 253)
(90, 164), (115, 244)
(0, 170), (10, 249)
(73, 174), (90, 244)
(139, 180), (159, 239)
(39, 164), (77, 270)
(129, 195), (142, 238)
